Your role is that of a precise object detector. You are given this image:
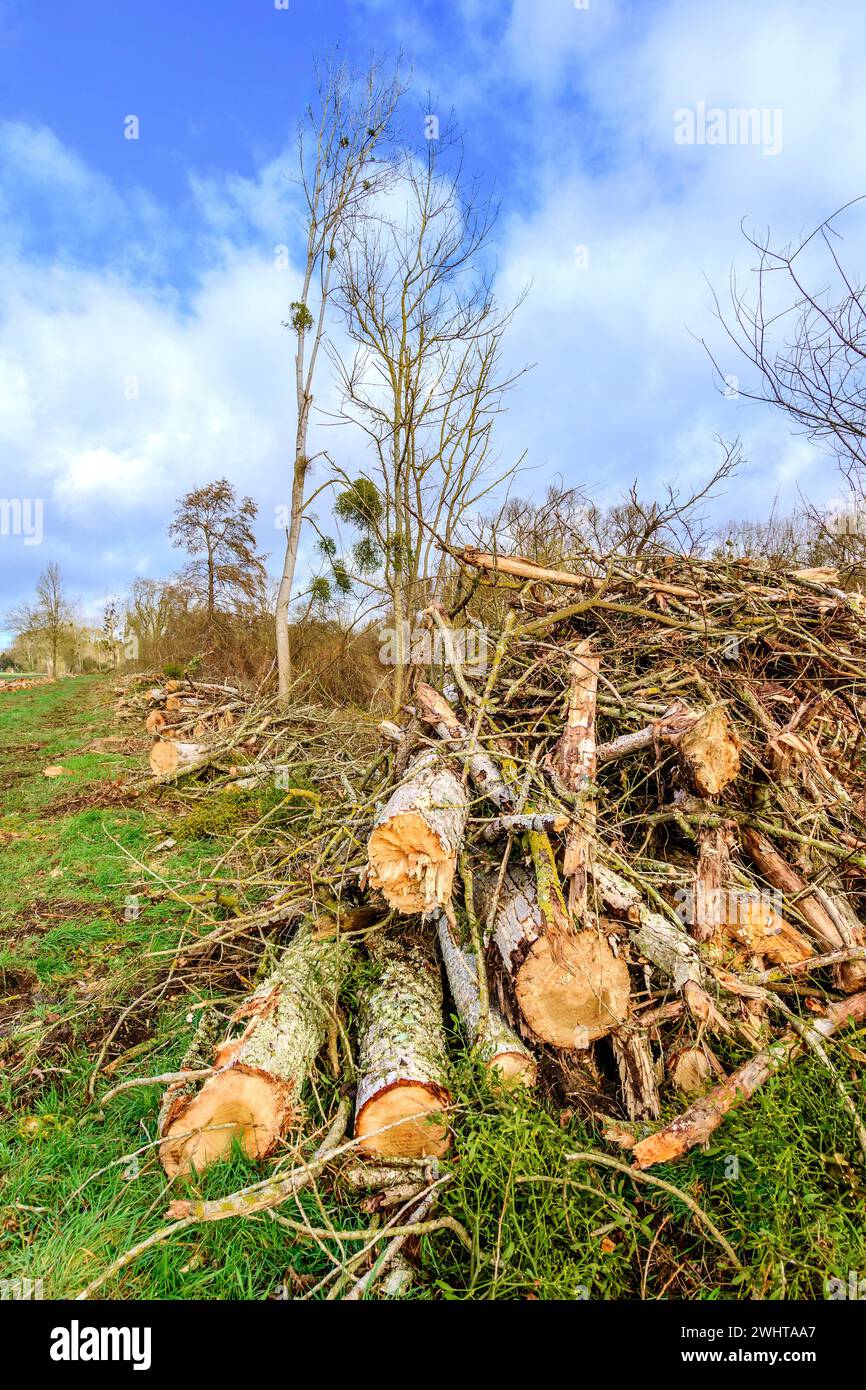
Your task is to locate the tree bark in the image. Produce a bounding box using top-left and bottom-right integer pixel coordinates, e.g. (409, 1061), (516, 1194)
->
(354, 932), (452, 1158)
(434, 910), (536, 1087)
(367, 753), (468, 913)
(160, 927), (351, 1177)
(548, 640), (599, 914)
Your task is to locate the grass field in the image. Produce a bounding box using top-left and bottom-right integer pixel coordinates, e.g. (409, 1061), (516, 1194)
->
(1, 676), (864, 1300)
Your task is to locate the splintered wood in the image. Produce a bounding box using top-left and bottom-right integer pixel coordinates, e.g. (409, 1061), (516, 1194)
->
(367, 754), (468, 912)
(548, 641), (599, 915)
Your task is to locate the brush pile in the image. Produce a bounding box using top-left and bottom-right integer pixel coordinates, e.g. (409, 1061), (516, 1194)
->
(132, 551), (866, 1192)
(0, 675), (56, 692)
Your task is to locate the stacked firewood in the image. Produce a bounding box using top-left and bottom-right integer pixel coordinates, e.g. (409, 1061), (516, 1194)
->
(149, 552), (866, 1188)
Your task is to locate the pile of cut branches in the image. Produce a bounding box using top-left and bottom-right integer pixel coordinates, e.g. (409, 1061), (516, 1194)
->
(112, 551), (866, 1294)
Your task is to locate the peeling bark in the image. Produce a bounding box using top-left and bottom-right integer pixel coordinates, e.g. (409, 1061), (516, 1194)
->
(548, 640), (599, 915)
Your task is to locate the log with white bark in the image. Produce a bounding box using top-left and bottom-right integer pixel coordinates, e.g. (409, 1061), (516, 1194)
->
(493, 856), (630, 1048)
(149, 739), (209, 778)
(742, 828), (866, 991)
(631, 990), (866, 1168)
(548, 640), (599, 914)
(354, 932), (452, 1158)
(590, 861), (731, 1032)
(366, 753), (468, 913)
(433, 910), (536, 1087)
(482, 812), (569, 841)
(160, 927), (351, 1177)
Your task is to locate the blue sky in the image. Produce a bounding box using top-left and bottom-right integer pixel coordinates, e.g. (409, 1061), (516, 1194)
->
(2, 0), (866, 643)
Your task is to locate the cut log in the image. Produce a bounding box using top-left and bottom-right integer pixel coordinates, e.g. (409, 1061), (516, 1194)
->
(631, 990), (866, 1169)
(459, 548), (699, 599)
(145, 708), (182, 735)
(742, 828), (866, 991)
(160, 927), (351, 1177)
(354, 933), (452, 1158)
(165, 694), (204, 712)
(149, 739), (208, 778)
(493, 863), (630, 1047)
(366, 753), (468, 913)
(434, 910), (536, 1088)
(548, 640), (599, 914)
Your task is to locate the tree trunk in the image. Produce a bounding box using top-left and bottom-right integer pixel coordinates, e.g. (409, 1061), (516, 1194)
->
(160, 927), (351, 1177)
(493, 863), (630, 1048)
(354, 932), (452, 1158)
(275, 460), (306, 700)
(367, 753), (468, 913)
(434, 910), (536, 1087)
(548, 640), (599, 914)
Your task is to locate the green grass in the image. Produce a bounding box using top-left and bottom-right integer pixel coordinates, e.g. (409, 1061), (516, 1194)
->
(1, 676), (865, 1300)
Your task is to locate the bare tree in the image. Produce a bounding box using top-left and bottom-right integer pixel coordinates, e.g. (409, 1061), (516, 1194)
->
(6, 563), (73, 675)
(330, 117), (527, 709)
(706, 198), (866, 494)
(274, 55), (405, 698)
